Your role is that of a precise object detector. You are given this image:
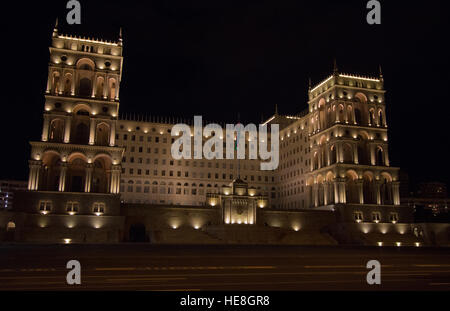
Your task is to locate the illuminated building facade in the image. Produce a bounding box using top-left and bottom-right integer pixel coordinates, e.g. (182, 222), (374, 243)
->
(5, 25), (448, 246)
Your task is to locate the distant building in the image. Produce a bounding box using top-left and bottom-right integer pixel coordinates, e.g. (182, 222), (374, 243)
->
(402, 182), (449, 218)
(0, 180), (27, 210)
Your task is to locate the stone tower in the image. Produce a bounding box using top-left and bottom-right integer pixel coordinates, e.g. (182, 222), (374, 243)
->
(306, 62), (402, 223)
(26, 22), (125, 219)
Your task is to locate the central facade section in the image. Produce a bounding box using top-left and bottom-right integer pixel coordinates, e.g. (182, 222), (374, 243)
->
(207, 179), (268, 225)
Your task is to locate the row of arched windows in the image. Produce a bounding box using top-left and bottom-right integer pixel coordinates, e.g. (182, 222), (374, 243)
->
(47, 111), (111, 146)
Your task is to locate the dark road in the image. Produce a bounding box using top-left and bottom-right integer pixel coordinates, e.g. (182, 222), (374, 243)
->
(1, 244), (450, 291)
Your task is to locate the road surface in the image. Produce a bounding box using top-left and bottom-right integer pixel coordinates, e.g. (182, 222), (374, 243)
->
(1, 244), (450, 290)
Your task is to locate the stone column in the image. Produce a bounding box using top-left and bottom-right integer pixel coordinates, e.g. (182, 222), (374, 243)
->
(318, 149), (322, 169)
(64, 116), (72, 143)
(335, 178), (346, 204)
(103, 77), (109, 99)
(333, 181), (339, 204)
(384, 145), (390, 167)
(91, 75), (97, 98)
(353, 143), (359, 164)
(370, 144), (376, 165)
(42, 114), (50, 142)
(115, 80), (120, 100)
(313, 184), (319, 207)
(46, 70), (52, 93)
(337, 142), (343, 163)
(392, 181), (400, 206)
(109, 120), (116, 147)
(89, 119), (96, 145)
(323, 182), (329, 206)
(326, 146), (330, 166)
(71, 72), (75, 95)
(344, 105), (349, 123)
(374, 180), (381, 205)
(84, 164), (94, 193)
(316, 113), (320, 131)
(356, 179), (364, 204)
(58, 162), (68, 192)
(382, 108), (387, 127)
(109, 165), (121, 194)
(28, 160), (42, 191)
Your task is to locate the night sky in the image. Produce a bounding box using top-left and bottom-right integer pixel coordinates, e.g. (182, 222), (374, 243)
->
(1, 0), (449, 190)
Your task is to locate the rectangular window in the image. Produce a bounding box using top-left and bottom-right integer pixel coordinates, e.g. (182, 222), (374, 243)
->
(372, 212), (381, 223)
(390, 213), (399, 223)
(93, 202), (105, 214)
(354, 211), (363, 223)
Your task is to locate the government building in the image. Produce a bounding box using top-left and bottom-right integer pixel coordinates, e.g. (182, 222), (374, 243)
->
(1, 23), (449, 246)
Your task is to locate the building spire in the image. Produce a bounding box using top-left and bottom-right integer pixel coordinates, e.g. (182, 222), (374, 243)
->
(308, 77), (312, 91)
(379, 64), (383, 79)
(275, 104), (278, 115)
(52, 18), (59, 38)
(118, 27), (123, 46)
(333, 58), (338, 75)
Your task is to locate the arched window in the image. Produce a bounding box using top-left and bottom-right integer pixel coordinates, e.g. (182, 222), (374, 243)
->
(96, 123), (110, 146)
(52, 72), (61, 94)
(49, 119), (64, 142)
(73, 123), (89, 145)
(330, 145), (336, 165)
(363, 173), (375, 204)
(378, 110), (384, 126)
(354, 108), (362, 125)
(380, 174), (393, 205)
(64, 74), (72, 95)
(96, 76), (104, 98)
(109, 78), (117, 100)
(347, 105), (353, 123)
(67, 158), (86, 193)
(376, 147), (384, 166)
(338, 105), (345, 122)
(345, 171), (359, 204)
(342, 143), (353, 164)
(369, 109), (375, 125)
(79, 78), (92, 97)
